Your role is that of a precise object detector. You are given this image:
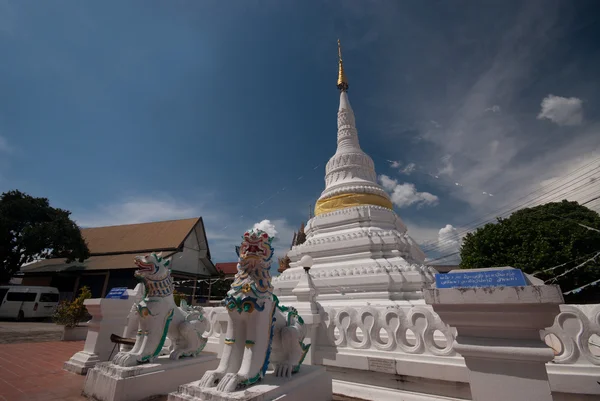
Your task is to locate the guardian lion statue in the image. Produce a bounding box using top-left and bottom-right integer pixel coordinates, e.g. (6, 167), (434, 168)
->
(198, 229), (310, 392)
(112, 253), (208, 367)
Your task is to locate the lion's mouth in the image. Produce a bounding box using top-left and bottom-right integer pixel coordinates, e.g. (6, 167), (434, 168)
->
(134, 258), (155, 273)
(242, 243), (268, 259)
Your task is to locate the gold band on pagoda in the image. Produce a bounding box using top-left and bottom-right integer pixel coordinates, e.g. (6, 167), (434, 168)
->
(314, 192), (393, 216)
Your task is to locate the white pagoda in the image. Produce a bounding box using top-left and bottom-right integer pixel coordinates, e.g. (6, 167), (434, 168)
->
(274, 41), (435, 306)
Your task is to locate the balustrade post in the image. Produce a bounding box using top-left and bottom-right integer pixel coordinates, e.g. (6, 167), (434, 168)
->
(291, 255), (321, 365)
(64, 289), (138, 375)
(425, 278), (563, 401)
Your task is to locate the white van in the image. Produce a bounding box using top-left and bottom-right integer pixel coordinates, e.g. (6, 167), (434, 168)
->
(0, 286), (60, 321)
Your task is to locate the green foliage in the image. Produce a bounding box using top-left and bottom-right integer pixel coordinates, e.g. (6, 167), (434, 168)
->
(52, 286), (92, 328)
(172, 290), (186, 307)
(460, 201), (600, 302)
(0, 190), (90, 283)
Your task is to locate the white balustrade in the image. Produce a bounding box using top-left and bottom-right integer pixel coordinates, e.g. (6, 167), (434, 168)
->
(319, 303), (600, 366)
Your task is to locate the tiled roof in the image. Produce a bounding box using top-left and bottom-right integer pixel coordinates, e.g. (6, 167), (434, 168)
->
(81, 218), (200, 255)
(216, 262), (238, 276)
(21, 217), (211, 274)
(20, 252), (177, 273)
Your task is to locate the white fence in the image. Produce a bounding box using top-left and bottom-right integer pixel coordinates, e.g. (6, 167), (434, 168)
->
(199, 302), (600, 400)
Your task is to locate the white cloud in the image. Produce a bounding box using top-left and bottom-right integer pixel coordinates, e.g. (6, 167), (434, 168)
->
(378, 175), (439, 208)
(0, 135), (12, 153)
(402, 221), (442, 246)
(438, 155), (454, 176)
(251, 218), (296, 274)
(437, 224), (461, 255)
(537, 95), (583, 126)
(387, 160), (416, 175)
(485, 105), (501, 113)
(400, 162), (416, 175)
(252, 219), (278, 239)
(379, 174), (397, 191)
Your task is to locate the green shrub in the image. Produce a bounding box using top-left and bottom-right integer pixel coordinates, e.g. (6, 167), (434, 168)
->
(52, 286), (92, 328)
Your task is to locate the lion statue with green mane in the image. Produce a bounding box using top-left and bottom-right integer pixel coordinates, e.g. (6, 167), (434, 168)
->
(198, 229), (310, 392)
(112, 253), (208, 367)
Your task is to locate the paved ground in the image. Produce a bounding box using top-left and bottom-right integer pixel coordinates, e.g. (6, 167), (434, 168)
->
(0, 340), (86, 401)
(0, 321), (63, 344)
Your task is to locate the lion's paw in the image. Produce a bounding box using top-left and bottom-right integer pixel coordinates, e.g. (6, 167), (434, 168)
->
(216, 372), (241, 393)
(112, 351), (128, 366)
(198, 370), (223, 388)
(112, 352), (140, 367)
(275, 363), (294, 378)
(169, 350), (183, 360)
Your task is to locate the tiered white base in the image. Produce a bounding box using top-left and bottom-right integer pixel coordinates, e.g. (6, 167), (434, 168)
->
(168, 365), (332, 401)
(83, 354), (218, 401)
(274, 206), (435, 305)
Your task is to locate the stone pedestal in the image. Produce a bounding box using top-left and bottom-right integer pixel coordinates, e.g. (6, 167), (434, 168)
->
(83, 353), (218, 401)
(61, 324), (89, 341)
(168, 365), (332, 401)
(424, 284), (564, 401)
(64, 296), (136, 374)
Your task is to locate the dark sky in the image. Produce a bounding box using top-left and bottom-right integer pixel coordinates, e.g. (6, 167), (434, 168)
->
(1, 1), (599, 263)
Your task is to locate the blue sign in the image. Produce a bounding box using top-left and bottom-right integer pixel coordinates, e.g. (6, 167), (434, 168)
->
(435, 269), (527, 289)
(106, 287), (129, 299)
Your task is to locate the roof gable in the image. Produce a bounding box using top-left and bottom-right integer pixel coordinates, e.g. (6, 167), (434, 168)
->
(216, 262), (238, 275)
(82, 217), (200, 255)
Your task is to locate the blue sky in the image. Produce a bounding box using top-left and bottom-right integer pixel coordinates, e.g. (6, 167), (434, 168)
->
(1, 1), (599, 265)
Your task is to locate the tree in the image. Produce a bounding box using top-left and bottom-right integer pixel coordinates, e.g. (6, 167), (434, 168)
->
(460, 201), (600, 303)
(0, 190), (90, 283)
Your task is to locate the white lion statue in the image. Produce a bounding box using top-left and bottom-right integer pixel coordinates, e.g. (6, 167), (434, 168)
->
(198, 229), (310, 392)
(112, 252), (208, 367)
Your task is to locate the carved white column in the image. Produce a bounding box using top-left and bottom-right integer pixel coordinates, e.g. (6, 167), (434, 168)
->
(425, 284), (564, 401)
(291, 255), (321, 365)
(64, 296), (136, 374)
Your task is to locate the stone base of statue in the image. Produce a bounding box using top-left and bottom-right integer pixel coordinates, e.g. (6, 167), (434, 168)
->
(168, 365), (332, 401)
(83, 354), (218, 401)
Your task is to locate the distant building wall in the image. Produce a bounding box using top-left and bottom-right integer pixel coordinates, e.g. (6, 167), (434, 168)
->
(171, 226), (212, 276)
(21, 276), (52, 286)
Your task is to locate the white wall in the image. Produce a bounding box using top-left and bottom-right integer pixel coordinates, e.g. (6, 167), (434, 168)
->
(170, 223), (214, 277)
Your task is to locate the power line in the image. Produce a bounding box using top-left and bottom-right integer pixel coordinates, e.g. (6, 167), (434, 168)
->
(582, 195), (600, 206)
(420, 157), (600, 244)
(428, 160), (600, 249)
(420, 158), (600, 252)
(563, 277), (600, 295)
(545, 252), (600, 284)
(427, 202), (600, 264)
(533, 250), (600, 276)
(426, 182), (600, 255)
(426, 252), (460, 265)
(423, 164), (600, 254)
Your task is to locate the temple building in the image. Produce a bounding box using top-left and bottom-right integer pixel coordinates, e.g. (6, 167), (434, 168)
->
(274, 41), (435, 305)
(19, 218), (218, 300)
(278, 222), (307, 273)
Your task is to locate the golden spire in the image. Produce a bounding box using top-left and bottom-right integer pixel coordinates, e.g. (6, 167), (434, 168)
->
(337, 39), (348, 92)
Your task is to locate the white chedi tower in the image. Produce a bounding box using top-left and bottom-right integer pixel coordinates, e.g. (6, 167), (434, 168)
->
(274, 41), (435, 305)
